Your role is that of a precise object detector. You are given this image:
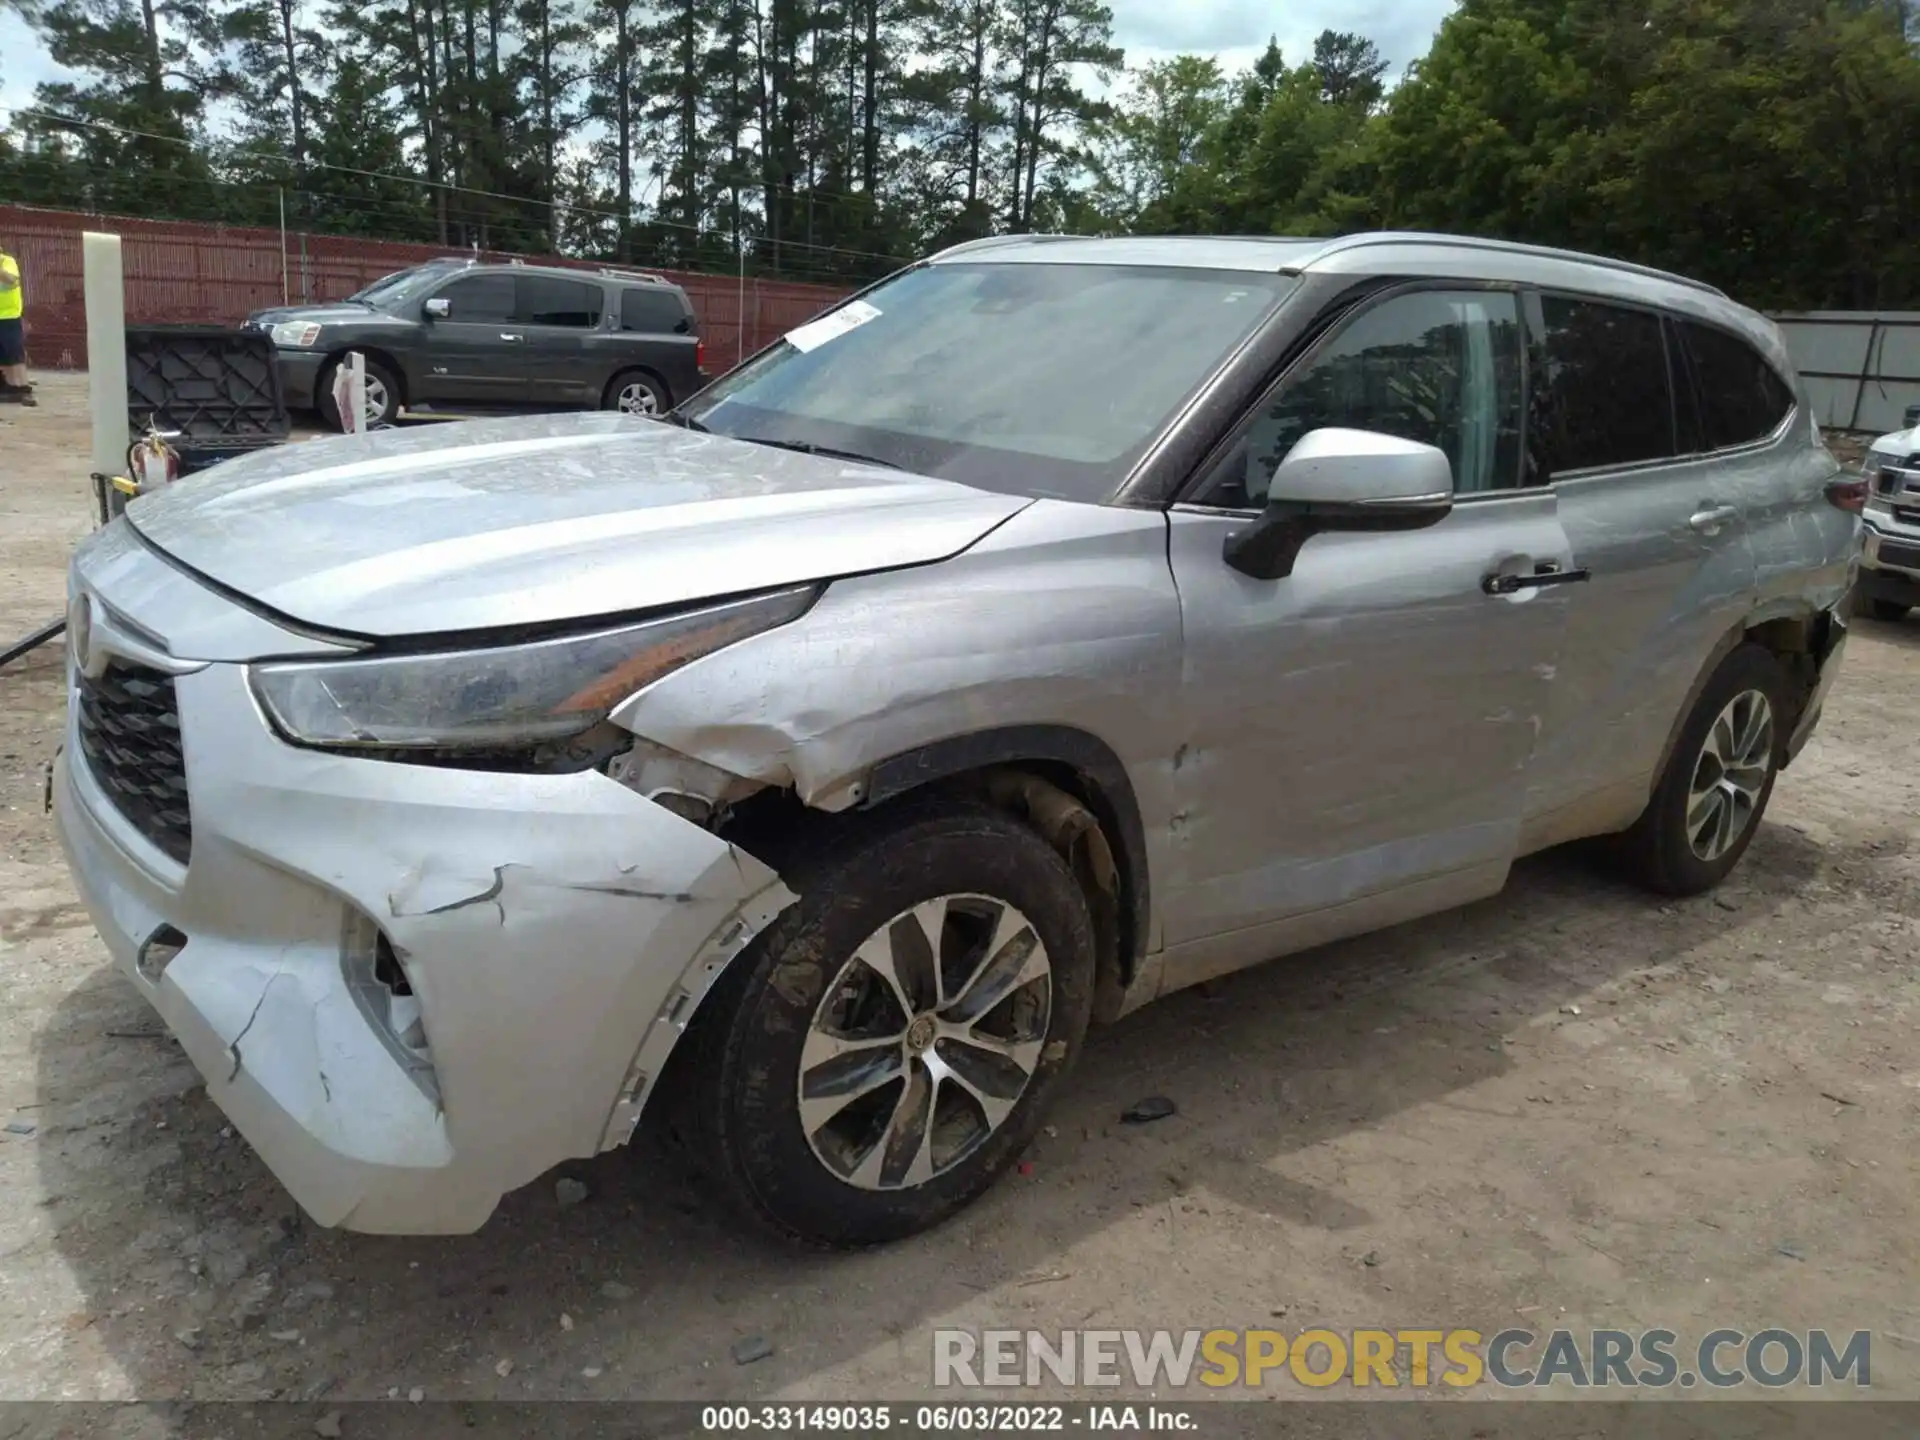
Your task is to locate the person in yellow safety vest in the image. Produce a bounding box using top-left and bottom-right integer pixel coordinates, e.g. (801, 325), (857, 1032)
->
(0, 243), (34, 406)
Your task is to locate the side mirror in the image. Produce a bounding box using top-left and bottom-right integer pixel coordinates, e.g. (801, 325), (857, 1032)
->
(1223, 428), (1454, 580)
(423, 297), (451, 320)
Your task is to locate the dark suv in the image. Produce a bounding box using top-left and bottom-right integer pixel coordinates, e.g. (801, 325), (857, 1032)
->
(247, 259), (707, 431)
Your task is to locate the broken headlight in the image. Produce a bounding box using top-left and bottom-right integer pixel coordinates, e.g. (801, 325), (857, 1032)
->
(248, 586), (818, 754)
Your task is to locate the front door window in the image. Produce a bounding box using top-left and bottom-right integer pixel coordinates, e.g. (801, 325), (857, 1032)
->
(1197, 289), (1527, 507)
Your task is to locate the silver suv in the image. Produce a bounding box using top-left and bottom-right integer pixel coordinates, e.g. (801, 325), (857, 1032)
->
(54, 233), (1858, 1245)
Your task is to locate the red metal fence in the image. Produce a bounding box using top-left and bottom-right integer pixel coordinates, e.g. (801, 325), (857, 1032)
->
(0, 203), (852, 373)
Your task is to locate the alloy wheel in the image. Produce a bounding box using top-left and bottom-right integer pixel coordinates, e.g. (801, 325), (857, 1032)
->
(360, 376), (389, 428)
(1686, 688), (1775, 862)
(617, 380), (660, 415)
(799, 894), (1052, 1191)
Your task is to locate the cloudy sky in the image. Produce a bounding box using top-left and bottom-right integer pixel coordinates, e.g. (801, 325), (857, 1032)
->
(0, 0), (1458, 130)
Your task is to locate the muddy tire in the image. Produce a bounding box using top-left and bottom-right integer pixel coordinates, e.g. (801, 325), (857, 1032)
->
(673, 801), (1096, 1248)
(1617, 644), (1789, 896)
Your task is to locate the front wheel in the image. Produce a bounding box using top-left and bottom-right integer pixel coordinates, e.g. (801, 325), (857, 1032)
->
(674, 803), (1096, 1247)
(317, 356), (400, 432)
(604, 370), (669, 416)
(1616, 644), (1788, 896)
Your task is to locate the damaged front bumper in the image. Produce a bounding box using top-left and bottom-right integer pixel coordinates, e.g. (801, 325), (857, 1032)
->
(55, 653), (791, 1234)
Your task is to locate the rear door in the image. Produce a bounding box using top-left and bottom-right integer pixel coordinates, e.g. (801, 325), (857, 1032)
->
(1517, 294), (1760, 849)
(420, 272), (523, 407)
(514, 274), (607, 407)
(1673, 317), (1845, 614)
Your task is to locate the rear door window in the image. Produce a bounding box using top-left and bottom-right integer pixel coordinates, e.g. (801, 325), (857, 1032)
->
(436, 274), (516, 323)
(1677, 320), (1794, 450)
(517, 276), (604, 328)
(621, 288), (691, 333)
(1532, 297), (1677, 475)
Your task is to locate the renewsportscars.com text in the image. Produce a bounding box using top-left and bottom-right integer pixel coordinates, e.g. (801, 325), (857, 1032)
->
(932, 1327), (1871, 1390)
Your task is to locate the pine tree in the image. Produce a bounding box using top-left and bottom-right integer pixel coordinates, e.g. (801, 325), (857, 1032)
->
(21, 0), (225, 216)
(999, 0), (1120, 231)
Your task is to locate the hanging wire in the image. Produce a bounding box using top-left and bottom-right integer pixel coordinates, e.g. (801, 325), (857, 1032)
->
(1, 102), (923, 273)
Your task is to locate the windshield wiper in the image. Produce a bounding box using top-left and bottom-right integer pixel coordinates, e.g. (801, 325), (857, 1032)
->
(664, 412), (710, 432)
(733, 435), (902, 470)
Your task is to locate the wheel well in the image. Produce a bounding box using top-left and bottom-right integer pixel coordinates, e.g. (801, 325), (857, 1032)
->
(1744, 612), (1827, 736)
(715, 731), (1148, 1025)
(321, 347), (405, 405)
(1651, 612), (1833, 788)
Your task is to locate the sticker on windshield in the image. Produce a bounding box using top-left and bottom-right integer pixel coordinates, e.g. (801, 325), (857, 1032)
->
(785, 299), (882, 353)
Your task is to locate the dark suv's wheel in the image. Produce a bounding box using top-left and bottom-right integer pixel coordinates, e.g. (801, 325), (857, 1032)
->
(675, 802), (1096, 1247)
(317, 356), (400, 431)
(604, 369), (668, 416)
(1617, 644), (1789, 896)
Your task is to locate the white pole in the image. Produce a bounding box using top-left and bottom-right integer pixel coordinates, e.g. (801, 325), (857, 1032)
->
(348, 351), (366, 434)
(83, 232), (130, 480)
(332, 350), (368, 435)
(279, 188), (290, 304)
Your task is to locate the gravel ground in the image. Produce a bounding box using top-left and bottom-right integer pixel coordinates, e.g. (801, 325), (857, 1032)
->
(1, 373), (1916, 1412)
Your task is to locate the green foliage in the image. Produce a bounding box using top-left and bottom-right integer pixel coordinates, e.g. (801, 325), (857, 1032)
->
(6, 0), (1920, 303)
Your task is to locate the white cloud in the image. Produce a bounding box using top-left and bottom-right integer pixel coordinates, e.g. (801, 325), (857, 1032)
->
(1108, 0), (1456, 73)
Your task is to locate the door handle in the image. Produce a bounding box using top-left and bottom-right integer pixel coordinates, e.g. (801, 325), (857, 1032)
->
(499, 332), (525, 342)
(1689, 503), (1738, 534)
(1482, 566), (1593, 596)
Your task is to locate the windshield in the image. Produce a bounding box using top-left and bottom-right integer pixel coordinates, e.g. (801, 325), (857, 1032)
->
(680, 262), (1294, 502)
(347, 266), (457, 310)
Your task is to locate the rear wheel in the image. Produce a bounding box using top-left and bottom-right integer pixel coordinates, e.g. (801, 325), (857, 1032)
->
(1870, 598), (1910, 623)
(1617, 644), (1788, 896)
(674, 802), (1095, 1247)
(604, 369), (668, 416)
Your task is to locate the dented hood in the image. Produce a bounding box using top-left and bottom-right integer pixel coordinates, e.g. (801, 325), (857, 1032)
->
(126, 412), (1031, 638)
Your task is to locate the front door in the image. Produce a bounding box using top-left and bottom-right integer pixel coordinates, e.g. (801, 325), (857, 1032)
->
(419, 272), (525, 408)
(1163, 285), (1575, 949)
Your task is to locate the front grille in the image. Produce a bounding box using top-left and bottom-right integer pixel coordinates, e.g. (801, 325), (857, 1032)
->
(1894, 504), (1920, 526)
(75, 663), (192, 865)
(1875, 537), (1920, 573)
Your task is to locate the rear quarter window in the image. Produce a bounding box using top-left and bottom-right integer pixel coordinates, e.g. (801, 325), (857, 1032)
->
(621, 288), (692, 334)
(1678, 320), (1794, 450)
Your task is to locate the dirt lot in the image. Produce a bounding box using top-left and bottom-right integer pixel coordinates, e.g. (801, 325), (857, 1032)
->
(1, 373), (1917, 1410)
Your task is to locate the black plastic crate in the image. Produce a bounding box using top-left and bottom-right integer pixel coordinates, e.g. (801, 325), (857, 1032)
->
(124, 325), (290, 475)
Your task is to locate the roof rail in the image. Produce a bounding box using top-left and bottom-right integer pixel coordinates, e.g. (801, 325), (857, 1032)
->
(931, 233), (1093, 260)
(597, 266), (670, 284)
(1304, 231), (1728, 298)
